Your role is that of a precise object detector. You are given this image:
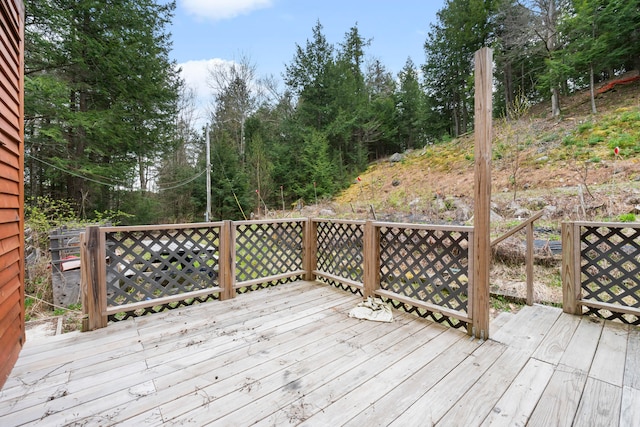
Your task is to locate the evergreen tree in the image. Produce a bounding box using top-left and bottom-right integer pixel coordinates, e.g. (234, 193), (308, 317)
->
(24, 0), (181, 218)
(396, 58), (426, 150)
(423, 0), (494, 137)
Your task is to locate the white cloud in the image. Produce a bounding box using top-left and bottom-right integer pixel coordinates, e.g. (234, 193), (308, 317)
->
(181, 0), (273, 21)
(177, 58), (236, 127)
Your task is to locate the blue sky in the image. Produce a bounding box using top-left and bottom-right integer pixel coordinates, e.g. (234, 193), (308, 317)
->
(169, 0), (445, 122)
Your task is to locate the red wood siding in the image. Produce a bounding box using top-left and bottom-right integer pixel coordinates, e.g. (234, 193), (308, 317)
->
(0, 0), (23, 390)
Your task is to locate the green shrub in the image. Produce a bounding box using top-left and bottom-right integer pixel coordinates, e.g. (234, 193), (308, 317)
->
(619, 213), (637, 223)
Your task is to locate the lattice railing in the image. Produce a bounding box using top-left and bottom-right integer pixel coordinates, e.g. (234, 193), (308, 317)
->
(313, 220), (365, 295)
(377, 223), (472, 328)
(564, 222), (640, 325)
(103, 224), (223, 321)
(82, 218), (480, 332)
(234, 219), (305, 293)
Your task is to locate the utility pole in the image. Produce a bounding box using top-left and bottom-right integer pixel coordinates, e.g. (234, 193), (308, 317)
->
(205, 125), (211, 222)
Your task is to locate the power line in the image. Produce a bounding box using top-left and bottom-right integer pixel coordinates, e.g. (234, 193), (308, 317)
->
(26, 154), (125, 187)
(156, 169), (206, 191)
(27, 153), (206, 192)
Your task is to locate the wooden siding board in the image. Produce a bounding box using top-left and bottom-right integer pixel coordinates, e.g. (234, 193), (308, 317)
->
(0, 208), (19, 224)
(0, 0), (23, 392)
(0, 262), (19, 305)
(0, 160), (19, 182)
(0, 246), (19, 271)
(0, 176), (19, 195)
(0, 193), (19, 209)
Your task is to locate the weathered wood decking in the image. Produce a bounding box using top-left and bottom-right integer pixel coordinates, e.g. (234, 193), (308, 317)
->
(1, 281), (638, 426)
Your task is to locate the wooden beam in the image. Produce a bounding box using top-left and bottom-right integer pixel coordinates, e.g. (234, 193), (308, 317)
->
(491, 210), (544, 247)
(472, 47), (493, 340)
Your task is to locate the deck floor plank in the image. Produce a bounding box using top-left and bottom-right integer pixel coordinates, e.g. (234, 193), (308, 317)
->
(388, 340), (508, 426)
(479, 358), (555, 427)
(490, 304), (561, 352)
(531, 312), (581, 365)
(343, 333), (482, 427)
(573, 377), (622, 427)
(624, 328), (640, 390)
(0, 280), (637, 427)
(558, 316), (604, 372)
(298, 327), (471, 426)
(621, 385), (640, 427)
(437, 347), (532, 426)
(589, 322), (628, 387)
(252, 325), (452, 425)
(527, 366), (588, 427)
(168, 313), (432, 424)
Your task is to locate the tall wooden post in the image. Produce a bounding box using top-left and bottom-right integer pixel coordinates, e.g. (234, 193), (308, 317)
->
(562, 222), (581, 314)
(304, 218), (317, 281)
(219, 220), (236, 300)
(363, 221), (381, 298)
(526, 221), (534, 305)
(81, 226), (107, 331)
(472, 47), (493, 340)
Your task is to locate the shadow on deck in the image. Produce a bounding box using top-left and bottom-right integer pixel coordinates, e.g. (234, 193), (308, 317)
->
(1, 281), (639, 426)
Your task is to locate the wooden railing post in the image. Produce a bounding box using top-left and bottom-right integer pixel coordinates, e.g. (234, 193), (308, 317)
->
(526, 222), (534, 305)
(562, 222), (581, 314)
(219, 220), (236, 300)
(472, 47), (492, 340)
(304, 218), (317, 281)
(363, 220), (380, 298)
(81, 226), (107, 331)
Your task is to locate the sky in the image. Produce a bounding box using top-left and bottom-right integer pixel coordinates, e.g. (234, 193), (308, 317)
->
(169, 0), (446, 124)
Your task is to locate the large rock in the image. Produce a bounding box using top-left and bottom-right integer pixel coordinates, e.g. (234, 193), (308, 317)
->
(389, 153), (403, 163)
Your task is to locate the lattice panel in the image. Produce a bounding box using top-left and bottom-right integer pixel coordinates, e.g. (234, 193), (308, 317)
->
(379, 226), (470, 315)
(581, 225), (640, 316)
(316, 221), (364, 288)
(235, 221), (304, 284)
(582, 306), (640, 325)
(105, 226), (221, 308)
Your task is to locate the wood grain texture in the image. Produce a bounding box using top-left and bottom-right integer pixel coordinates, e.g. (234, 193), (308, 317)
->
(472, 47), (493, 339)
(1, 281), (637, 427)
(480, 358), (555, 427)
(573, 377), (622, 427)
(527, 366), (588, 427)
(531, 312), (581, 365)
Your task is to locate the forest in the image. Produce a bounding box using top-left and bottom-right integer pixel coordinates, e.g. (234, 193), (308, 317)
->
(24, 0), (640, 224)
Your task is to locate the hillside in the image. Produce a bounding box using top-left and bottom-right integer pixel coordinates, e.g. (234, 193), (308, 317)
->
(315, 78), (640, 309)
(332, 79), (640, 226)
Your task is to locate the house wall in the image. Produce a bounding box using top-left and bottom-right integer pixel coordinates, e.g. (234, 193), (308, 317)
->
(0, 0), (24, 390)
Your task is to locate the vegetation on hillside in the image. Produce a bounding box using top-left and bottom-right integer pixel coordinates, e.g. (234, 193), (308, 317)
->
(24, 0), (640, 224)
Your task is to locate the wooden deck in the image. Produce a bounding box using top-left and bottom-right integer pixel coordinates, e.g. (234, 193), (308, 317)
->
(1, 281), (638, 426)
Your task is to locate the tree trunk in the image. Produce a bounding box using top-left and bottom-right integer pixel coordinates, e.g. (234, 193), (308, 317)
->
(589, 63), (597, 115)
(551, 87), (561, 118)
(504, 60), (514, 119)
